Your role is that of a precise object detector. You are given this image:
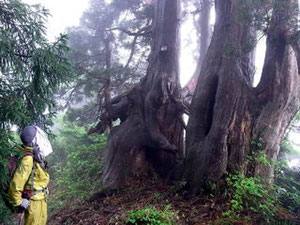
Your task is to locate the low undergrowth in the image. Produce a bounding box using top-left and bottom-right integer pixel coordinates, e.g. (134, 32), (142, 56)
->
(126, 205), (178, 225)
(46, 119), (106, 215)
(222, 173), (276, 223)
(218, 166), (300, 225)
(48, 176), (299, 225)
(275, 167), (300, 215)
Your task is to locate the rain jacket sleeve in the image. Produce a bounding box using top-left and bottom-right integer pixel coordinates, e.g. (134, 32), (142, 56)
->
(8, 155), (33, 206)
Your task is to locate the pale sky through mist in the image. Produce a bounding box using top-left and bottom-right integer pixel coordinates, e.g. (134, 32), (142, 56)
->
(22, 0), (89, 41)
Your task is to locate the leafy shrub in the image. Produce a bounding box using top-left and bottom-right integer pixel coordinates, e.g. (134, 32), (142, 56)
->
(126, 205), (178, 225)
(223, 173), (276, 221)
(276, 129), (300, 215)
(47, 119), (106, 214)
(275, 167), (300, 215)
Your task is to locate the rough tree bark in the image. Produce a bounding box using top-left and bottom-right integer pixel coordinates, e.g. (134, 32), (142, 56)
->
(184, 0), (299, 192)
(90, 0), (185, 193)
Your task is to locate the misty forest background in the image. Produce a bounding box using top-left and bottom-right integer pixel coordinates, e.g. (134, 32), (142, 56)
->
(1, 0), (300, 224)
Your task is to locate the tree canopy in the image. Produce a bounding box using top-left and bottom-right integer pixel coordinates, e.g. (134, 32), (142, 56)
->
(59, 0), (153, 126)
(0, 0), (72, 129)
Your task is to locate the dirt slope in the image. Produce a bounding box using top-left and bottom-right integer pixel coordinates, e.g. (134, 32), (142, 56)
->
(48, 178), (295, 225)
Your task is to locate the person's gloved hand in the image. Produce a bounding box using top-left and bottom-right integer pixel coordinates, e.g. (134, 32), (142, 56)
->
(20, 199), (30, 209)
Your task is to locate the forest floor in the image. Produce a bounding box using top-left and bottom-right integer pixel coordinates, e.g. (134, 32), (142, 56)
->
(48, 177), (297, 225)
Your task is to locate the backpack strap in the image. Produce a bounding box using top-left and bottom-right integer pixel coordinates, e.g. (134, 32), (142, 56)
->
(23, 151), (35, 197)
(22, 151), (47, 199)
(30, 163), (35, 192)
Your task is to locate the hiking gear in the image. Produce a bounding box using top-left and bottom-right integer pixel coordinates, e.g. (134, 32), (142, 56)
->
(20, 199), (30, 209)
(20, 126), (37, 146)
(8, 127), (51, 225)
(25, 199), (47, 225)
(21, 126), (53, 157)
(31, 126), (53, 157)
(9, 151), (33, 178)
(4, 150), (33, 213)
(9, 146), (50, 207)
(32, 149), (47, 169)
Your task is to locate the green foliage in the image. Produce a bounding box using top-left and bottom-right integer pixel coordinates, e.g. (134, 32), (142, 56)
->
(256, 150), (273, 165)
(294, 112), (300, 121)
(126, 205), (178, 225)
(252, 136), (264, 146)
(47, 119), (106, 214)
(280, 140), (299, 157)
(238, 0), (298, 33)
(248, 138), (275, 168)
(64, 102), (97, 126)
(246, 148), (274, 172)
(223, 173), (276, 221)
(275, 112), (300, 215)
(0, 1), (72, 223)
(0, 132), (19, 224)
(275, 168), (300, 215)
(239, 0), (273, 30)
(0, 0), (72, 128)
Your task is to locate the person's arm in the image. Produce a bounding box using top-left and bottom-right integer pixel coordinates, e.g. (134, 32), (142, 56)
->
(8, 156), (33, 206)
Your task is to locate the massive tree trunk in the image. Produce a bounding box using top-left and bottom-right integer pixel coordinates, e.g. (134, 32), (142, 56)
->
(94, 0), (184, 191)
(184, 0), (299, 192)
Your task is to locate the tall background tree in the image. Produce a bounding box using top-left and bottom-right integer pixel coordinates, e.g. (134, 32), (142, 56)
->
(59, 0), (153, 128)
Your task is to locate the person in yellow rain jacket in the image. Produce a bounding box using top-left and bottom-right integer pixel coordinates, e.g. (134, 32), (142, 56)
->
(9, 126), (52, 225)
